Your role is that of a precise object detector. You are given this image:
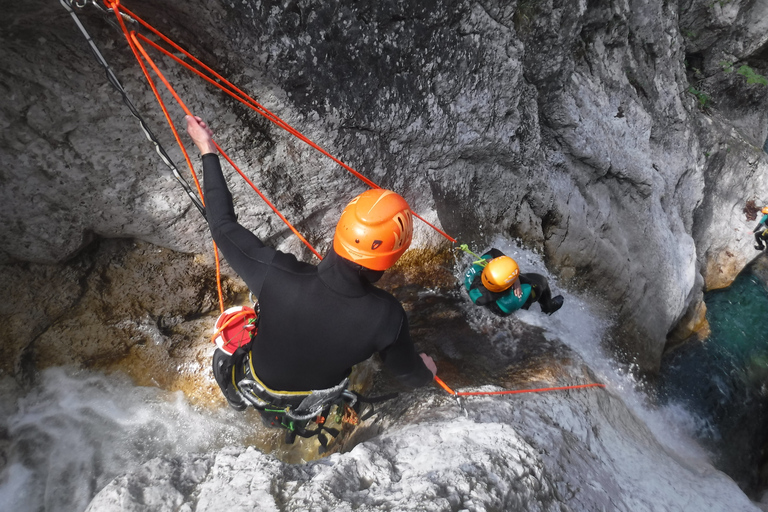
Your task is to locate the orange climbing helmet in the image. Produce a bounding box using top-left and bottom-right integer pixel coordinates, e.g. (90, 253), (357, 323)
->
(333, 189), (413, 271)
(762, 206), (768, 214)
(481, 256), (520, 293)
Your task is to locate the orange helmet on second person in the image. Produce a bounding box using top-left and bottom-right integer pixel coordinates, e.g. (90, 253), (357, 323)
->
(333, 189), (413, 271)
(762, 206), (768, 214)
(481, 256), (520, 292)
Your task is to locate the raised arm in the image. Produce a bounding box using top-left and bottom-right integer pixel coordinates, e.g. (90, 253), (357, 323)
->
(186, 115), (277, 295)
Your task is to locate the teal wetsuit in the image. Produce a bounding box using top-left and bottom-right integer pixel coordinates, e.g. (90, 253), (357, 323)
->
(464, 255), (531, 315)
(463, 248), (564, 316)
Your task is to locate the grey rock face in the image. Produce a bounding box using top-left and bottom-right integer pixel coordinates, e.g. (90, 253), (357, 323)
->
(0, 239), (237, 390)
(83, 385), (759, 512)
(1, 0), (767, 375)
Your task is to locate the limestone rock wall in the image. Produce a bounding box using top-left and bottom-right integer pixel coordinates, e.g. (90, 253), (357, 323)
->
(81, 377), (761, 512)
(0, 239), (242, 401)
(2, 0), (768, 373)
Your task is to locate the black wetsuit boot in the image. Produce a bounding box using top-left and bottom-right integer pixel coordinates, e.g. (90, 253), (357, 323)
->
(756, 232), (766, 250)
(519, 273), (563, 314)
(542, 295), (564, 315)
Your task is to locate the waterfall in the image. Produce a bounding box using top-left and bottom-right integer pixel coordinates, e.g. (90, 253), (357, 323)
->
(0, 369), (257, 512)
(0, 238), (764, 511)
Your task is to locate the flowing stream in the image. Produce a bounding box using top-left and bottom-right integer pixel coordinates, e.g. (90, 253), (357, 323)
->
(0, 238), (764, 511)
(660, 265), (768, 498)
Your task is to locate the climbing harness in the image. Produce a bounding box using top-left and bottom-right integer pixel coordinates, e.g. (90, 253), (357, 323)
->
(228, 350), (394, 445)
(235, 353), (357, 422)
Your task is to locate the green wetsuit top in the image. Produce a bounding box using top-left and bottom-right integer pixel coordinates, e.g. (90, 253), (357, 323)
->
(464, 255), (532, 315)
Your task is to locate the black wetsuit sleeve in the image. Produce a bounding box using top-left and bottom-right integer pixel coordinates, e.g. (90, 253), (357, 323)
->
(470, 273), (495, 306)
(202, 153), (277, 295)
(755, 220), (766, 233)
(379, 315), (433, 388)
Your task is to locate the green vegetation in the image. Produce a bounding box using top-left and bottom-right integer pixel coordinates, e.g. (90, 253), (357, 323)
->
(720, 61), (768, 86)
(687, 86), (711, 110)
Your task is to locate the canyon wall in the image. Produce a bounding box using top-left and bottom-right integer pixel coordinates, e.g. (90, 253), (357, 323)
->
(2, 0), (768, 377)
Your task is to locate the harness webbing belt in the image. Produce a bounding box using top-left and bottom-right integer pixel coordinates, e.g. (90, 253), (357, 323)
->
(234, 353), (357, 422)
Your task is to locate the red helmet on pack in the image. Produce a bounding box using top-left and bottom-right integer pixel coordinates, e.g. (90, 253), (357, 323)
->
(333, 189), (413, 271)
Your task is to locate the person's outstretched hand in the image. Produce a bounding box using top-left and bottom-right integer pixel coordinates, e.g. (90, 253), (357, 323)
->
(185, 115), (217, 155)
(420, 353), (437, 377)
(512, 279), (523, 299)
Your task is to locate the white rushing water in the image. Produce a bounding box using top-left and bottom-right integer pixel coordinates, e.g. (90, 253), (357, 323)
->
(478, 237), (715, 467)
(0, 369), (256, 512)
(1, 237), (765, 511)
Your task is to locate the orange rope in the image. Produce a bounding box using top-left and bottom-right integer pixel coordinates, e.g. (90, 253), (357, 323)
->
(433, 375), (457, 395)
(212, 140), (323, 259)
(103, 0), (461, 318)
(108, 1), (457, 244)
(113, 17), (322, 260)
(433, 375), (606, 397)
(105, 0), (226, 313)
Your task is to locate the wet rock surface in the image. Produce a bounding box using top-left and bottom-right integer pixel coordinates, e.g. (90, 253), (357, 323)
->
(0, 239), (240, 404)
(2, 0), (768, 373)
(83, 372), (759, 512)
(2, 0), (768, 508)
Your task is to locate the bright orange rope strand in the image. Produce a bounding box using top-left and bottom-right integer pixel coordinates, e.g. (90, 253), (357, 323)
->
(106, 0), (226, 312)
(116, 3), (457, 243)
(212, 141), (323, 259)
(128, 33), (322, 259)
(433, 375), (606, 397)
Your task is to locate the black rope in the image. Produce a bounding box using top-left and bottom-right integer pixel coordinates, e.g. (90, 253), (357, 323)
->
(60, 0), (206, 218)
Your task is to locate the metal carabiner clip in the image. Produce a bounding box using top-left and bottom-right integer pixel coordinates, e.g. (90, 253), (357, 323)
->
(454, 393), (468, 417)
(71, 0), (107, 13)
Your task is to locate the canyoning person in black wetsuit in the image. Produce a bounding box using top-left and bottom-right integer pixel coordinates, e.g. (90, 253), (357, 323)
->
(753, 206), (768, 251)
(185, 116), (436, 425)
(464, 248), (564, 316)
